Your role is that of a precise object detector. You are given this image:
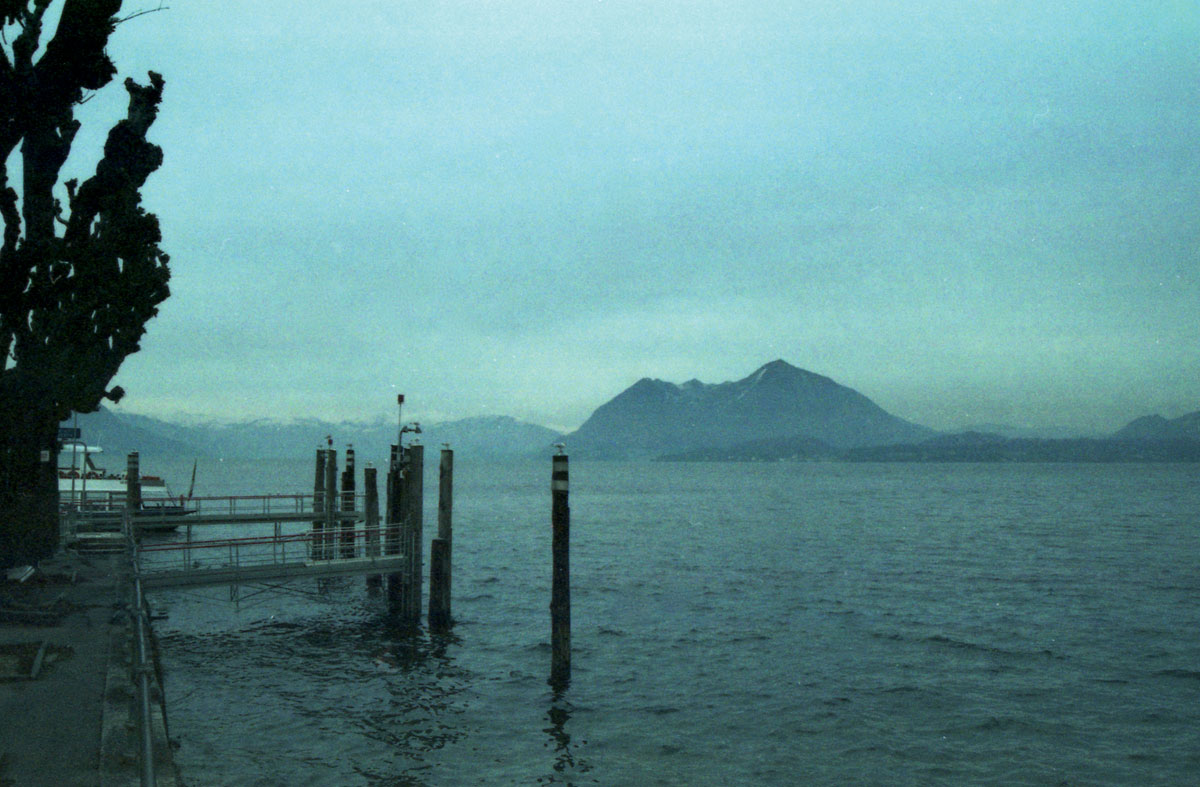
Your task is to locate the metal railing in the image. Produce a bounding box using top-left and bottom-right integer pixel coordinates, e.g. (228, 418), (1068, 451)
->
(62, 493), (370, 517)
(124, 510), (157, 787)
(137, 522), (388, 584)
(179, 493), (368, 517)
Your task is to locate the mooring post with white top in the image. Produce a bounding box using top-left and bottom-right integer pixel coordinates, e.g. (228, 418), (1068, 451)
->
(312, 447), (327, 561)
(340, 446), (356, 559)
(550, 449), (570, 688)
(429, 446), (453, 630)
(364, 464), (382, 593)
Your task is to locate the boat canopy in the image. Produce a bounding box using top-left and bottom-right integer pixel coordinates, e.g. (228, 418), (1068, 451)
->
(60, 443), (104, 455)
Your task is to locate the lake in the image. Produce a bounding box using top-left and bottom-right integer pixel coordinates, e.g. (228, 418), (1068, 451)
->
(142, 457), (1200, 785)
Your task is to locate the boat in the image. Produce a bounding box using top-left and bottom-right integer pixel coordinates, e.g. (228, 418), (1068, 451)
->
(58, 442), (191, 532)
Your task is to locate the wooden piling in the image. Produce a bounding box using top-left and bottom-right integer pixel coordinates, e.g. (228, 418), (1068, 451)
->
(429, 538), (451, 630)
(364, 465), (382, 593)
(312, 448), (327, 560)
(550, 452), (570, 687)
(340, 446), (356, 559)
(428, 447), (453, 630)
(322, 448), (337, 561)
(385, 444), (404, 614)
(404, 444), (425, 626)
(385, 444), (401, 547)
(437, 447), (453, 543)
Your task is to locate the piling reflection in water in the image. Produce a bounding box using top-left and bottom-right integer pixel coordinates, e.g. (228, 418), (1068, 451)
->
(540, 691), (592, 785)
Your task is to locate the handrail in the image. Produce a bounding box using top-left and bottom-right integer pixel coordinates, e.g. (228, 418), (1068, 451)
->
(137, 522), (390, 580)
(139, 531), (314, 552)
(125, 510), (156, 787)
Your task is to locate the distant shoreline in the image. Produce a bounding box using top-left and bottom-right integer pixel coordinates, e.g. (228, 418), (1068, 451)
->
(658, 436), (1200, 463)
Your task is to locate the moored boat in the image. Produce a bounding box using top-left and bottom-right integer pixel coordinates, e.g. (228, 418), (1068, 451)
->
(58, 442), (191, 532)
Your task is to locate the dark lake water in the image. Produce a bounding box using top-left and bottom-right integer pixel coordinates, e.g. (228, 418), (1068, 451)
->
(143, 457), (1200, 785)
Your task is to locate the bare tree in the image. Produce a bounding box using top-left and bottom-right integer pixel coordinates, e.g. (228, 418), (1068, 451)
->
(1, 0), (170, 565)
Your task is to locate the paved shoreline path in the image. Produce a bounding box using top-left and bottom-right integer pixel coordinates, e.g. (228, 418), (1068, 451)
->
(0, 550), (175, 786)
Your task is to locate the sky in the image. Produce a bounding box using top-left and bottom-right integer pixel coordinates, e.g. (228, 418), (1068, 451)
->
(44, 0), (1200, 433)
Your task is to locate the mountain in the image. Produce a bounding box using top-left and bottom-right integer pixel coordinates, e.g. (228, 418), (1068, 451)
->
(57, 408), (197, 458)
(61, 409), (562, 462)
(563, 360), (936, 458)
(1111, 411), (1200, 441)
(418, 416), (564, 458)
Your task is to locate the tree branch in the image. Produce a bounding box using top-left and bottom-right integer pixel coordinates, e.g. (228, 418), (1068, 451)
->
(65, 71), (163, 246)
(0, 32), (12, 77)
(115, 4), (166, 26)
(11, 1), (49, 72)
(0, 166), (16, 366)
(0, 163), (18, 255)
(34, 0), (121, 101)
(21, 102), (76, 242)
(1, 1), (31, 26)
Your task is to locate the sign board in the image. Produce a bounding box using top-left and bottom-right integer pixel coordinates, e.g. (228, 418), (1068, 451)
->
(40, 449), (50, 463)
(58, 427), (81, 440)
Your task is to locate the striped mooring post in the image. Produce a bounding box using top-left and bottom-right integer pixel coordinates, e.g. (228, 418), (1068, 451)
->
(550, 451), (570, 688)
(340, 446), (356, 559)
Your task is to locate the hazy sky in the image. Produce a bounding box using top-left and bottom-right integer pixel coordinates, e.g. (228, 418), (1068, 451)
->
(55, 1), (1199, 433)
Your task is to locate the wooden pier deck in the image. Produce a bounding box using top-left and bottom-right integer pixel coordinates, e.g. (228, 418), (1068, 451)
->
(57, 493), (400, 591)
(138, 548), (406, 590)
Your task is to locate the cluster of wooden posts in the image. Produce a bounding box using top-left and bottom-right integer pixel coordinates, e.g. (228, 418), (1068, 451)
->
(129, 436), (571, 683)
(311, 442), (455, 631)
(307, 439), (570, 684)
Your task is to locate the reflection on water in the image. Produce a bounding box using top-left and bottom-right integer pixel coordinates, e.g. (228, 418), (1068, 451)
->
(158, 586), (476, 785)
(540, 689), (592, 785)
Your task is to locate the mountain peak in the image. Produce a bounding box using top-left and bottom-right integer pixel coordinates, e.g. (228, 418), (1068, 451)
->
(742, 359), (831, 389)
(567, 361), (934, 457)
(754, 359), (801, 377)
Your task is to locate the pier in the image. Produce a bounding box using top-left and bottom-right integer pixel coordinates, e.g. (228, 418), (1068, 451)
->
(59, 438), (439, 608)
(132, 494), (403, 587)
(4, 425), (575, 785)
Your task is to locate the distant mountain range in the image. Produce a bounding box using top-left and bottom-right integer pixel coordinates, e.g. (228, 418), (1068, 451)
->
(61, 359), (1199, 463)
(60, 409), (562, 463)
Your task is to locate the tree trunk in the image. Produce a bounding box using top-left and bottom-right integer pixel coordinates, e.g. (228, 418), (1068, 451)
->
(0, 399), (60, 567)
